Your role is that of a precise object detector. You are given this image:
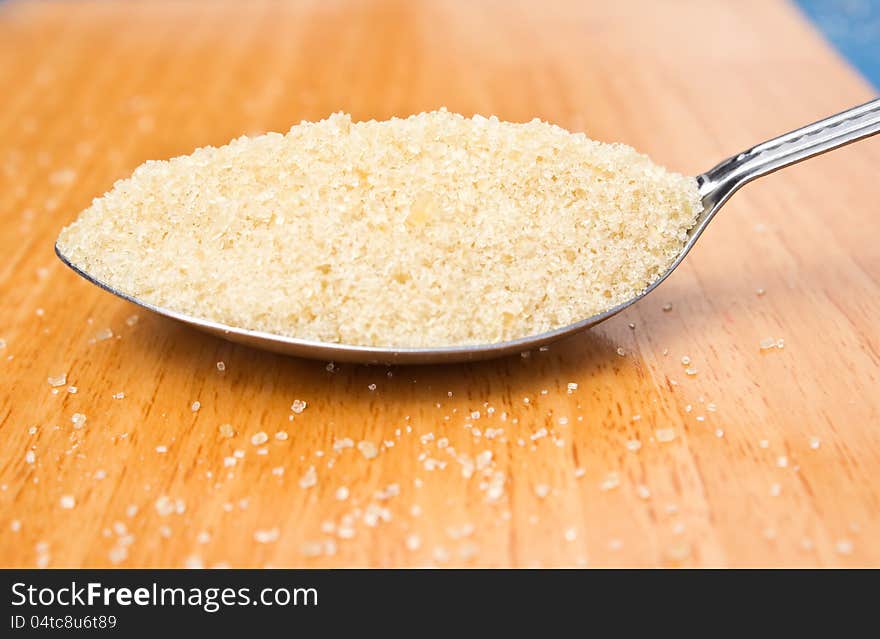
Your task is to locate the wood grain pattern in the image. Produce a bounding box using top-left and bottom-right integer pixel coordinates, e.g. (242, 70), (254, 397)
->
(1, 0), (878, 568)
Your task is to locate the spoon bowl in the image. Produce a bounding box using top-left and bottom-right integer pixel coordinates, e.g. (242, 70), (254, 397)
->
(56, 99), (880, 364)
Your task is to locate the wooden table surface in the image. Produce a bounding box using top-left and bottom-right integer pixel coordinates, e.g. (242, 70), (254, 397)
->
(1, 0), (878, 568)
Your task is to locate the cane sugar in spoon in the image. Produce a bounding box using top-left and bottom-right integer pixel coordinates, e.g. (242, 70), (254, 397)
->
(56, 101), (880, 364)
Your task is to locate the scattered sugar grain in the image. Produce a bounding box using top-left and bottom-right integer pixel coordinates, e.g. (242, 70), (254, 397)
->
(357, 441), (378, 459)
(154, 496), (175, 516)
(48, 373), (67, 387)
(835, 539), (853, 555)
(50, 168), (77, 185)
(290, 399), (307, 414)
(405, 534), (421, 551)
(600, 473), (620, 491)
(298, 466), (317, 489)
(432, 546), (451, 564)
(254, 528), (280, 544)
(530, 428), (547, 441)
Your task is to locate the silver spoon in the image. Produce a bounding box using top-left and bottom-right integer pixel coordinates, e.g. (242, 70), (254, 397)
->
(56, 99), (880, 364)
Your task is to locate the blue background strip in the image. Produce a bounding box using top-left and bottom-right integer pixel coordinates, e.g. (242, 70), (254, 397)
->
(795, 0), (880, 89)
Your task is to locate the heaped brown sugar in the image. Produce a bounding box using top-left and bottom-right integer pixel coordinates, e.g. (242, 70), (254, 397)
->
(57, 110), (701, 347)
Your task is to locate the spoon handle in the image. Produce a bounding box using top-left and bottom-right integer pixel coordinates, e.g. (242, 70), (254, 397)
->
(698, 98), (880, 207)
